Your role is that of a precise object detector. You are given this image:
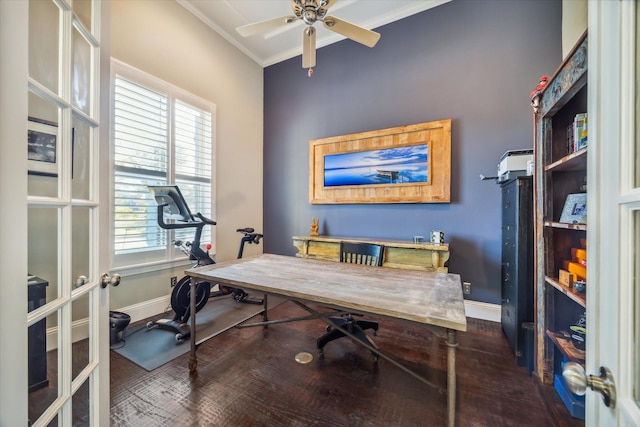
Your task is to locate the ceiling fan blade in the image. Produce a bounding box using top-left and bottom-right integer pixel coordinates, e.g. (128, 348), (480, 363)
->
(236, 15), (297, 37)
(302, 27), (316, 68)
(323, 16), (381, 48)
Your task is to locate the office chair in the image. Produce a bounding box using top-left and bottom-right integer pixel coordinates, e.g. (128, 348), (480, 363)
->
(316, 241), (384, 361)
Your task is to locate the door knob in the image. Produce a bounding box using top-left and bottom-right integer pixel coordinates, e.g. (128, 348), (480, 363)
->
(563, 362), (616, 408)
(101, 273), (121, 288)
(74, 275), (88, 288)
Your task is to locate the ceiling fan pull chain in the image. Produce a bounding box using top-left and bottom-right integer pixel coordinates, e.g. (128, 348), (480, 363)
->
(308, 68), (314, 77)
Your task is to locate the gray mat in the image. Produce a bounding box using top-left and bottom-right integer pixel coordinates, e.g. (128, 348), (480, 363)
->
(112, 294), (284, 371)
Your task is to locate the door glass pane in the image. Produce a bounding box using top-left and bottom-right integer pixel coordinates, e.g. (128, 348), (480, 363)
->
(72, 379), (90, 425)
(29, 0), (60, 94)
(72, 27), (91, 115)
(28, 310), (60, 426)
(71, 296), (90, 383)
(28, 207), (60, 303)
(68, 212), (94, 423)
(71, 118), (93, 200)
(73, 0), (92, 33)
(72, 207), (91, 286)
(28, 94), (60, 197)
(71, 294), (91, 427)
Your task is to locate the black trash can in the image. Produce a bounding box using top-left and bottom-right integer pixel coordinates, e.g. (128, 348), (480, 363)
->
(109, 311), (131, 345)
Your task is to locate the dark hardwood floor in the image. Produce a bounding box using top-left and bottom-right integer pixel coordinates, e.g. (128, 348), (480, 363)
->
(30, 300), (585, 426)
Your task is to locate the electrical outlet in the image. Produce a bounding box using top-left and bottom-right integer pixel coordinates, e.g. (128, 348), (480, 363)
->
(463, 281), (472, 295)
(170, 276), (177, 288)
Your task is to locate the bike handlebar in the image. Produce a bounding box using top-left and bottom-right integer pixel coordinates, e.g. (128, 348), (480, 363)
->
(236, 228), (263, 258)
(196, 212), (217, 226)
(156, 203), (217, 230)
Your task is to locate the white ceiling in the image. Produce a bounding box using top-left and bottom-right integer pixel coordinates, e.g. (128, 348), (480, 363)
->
(177, 0), (451, 67)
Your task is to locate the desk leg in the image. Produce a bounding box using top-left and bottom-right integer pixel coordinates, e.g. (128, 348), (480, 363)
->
(188, 277), (197, 373)
(262, 293), (268, 327)
(446, 329), (458, 427)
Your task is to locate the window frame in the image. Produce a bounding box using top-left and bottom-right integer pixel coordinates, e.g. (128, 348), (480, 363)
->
(109, 59), (216, 275)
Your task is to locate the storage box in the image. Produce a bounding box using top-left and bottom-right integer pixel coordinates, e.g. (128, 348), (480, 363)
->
(559, 269), (576, 288)
(554, 373), (585, 419)
(498, 149), (534, 178)
(572, 248), (587, 265)
(563, 260), (586, 280)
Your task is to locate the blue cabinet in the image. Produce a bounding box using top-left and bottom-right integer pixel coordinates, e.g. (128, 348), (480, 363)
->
(501, 176), (534, 368)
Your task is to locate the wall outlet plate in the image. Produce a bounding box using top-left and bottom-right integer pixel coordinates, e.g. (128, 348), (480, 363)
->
(463, 281), (471, 295)
(170, 276), (177, 287)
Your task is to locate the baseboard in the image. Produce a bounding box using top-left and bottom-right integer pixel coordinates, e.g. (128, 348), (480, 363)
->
(46, 295), (171, 351)
(464, 300), (501, 323)
(111, 294), (172, 324)
(46, 296), (499, 350)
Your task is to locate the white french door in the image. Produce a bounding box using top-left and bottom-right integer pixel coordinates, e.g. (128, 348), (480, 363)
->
(587, 0), (640, 425)
(1, 1), (110, 425)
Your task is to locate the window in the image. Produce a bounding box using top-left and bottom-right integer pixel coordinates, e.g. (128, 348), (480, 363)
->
(111, 60), (216, 270)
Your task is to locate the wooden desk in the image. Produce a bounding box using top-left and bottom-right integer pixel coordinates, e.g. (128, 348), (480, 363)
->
(292, 235), (450, 272)
(186, 254), (466, 427)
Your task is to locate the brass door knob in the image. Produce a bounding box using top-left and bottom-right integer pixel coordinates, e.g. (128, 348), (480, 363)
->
(563, 361), (616, 408)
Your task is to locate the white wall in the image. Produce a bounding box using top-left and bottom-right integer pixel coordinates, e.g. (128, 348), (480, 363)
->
(109, 0), (264, 311)
(562, 0), (588, 58)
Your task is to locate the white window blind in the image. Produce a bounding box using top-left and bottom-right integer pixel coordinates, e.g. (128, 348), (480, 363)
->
(111, 61), (215, 269)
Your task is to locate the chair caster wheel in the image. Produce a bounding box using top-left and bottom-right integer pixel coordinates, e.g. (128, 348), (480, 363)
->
(325, 325), (332, 332)
(146, 321), (154, 329)
(176, 333), (185, 343)
(318, 350), (325, 360)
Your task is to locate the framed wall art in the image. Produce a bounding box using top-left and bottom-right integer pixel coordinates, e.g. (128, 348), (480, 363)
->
(28, 117), (59, 176)
(309, 119), (451, 204)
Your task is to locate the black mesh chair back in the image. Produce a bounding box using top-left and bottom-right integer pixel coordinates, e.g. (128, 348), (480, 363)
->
(339, 242), (384, 266)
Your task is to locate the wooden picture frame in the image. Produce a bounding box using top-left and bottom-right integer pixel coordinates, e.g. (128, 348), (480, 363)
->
(28, 117), (58, 177)
(559, 193), (587, 224)
(309, 119), (451, 204)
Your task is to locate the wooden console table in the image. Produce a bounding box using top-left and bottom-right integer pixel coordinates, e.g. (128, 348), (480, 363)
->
(292, 235), (450, 272)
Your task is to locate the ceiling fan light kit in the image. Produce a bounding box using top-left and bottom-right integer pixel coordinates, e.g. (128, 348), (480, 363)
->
(236, 0), (381, 75)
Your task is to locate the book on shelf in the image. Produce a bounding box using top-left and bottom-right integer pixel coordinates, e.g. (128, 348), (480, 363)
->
(566, 113), (588, 153)
(570, 113), (588, 153)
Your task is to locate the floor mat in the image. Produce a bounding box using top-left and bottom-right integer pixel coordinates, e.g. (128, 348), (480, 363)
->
(112, 294), (284, 371)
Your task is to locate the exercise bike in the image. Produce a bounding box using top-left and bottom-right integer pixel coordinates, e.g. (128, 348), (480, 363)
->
(146, 185), (263, 343)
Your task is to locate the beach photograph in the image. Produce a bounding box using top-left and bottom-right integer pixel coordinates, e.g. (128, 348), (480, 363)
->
(324, 144), (429, 187)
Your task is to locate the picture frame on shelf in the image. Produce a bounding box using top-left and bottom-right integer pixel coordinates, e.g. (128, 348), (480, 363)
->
(28, 117), (58, 177)
(560, 193), (587, 224)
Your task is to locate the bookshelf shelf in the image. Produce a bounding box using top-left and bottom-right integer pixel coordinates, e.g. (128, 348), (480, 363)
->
(546, 330), (585, 364)
(545, 276), (586, 307)
(544, 148), (587, 172)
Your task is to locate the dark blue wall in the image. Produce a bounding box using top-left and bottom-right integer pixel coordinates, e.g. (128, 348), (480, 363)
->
(263, 0), (562, 304)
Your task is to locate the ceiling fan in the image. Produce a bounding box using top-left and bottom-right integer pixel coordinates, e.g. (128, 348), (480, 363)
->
(236, 0), (381, 72)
